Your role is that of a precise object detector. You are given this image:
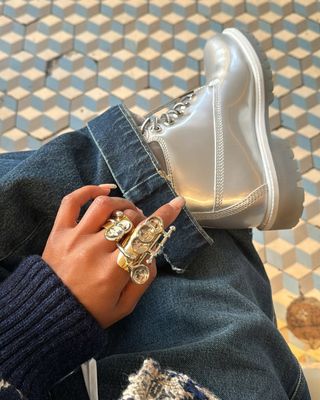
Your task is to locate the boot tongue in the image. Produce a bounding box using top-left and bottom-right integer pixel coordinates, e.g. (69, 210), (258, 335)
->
(148, 140), (169, 174)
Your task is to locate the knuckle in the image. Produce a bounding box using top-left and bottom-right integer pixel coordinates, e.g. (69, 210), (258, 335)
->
(87, 185), (98, 190)
(61, 194), (73, 204)
(94, 195), (109, 206)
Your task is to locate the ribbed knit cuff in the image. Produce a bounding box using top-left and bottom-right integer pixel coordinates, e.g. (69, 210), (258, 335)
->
(0, 255), (105, 400)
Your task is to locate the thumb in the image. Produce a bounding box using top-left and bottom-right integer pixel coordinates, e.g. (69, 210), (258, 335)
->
(151, 196), (186, 228)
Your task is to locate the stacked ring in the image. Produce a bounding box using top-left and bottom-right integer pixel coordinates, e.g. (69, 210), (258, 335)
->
(102, 210), (134, 242)
(102, 211), (176, 285)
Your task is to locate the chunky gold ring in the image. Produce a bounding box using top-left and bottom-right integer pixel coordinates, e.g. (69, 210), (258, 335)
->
(116, 216), (176, 285)
(102, 210), (134, 242)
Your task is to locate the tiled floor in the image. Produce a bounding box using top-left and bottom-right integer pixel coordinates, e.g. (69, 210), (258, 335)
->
(0, 0), (319, 377)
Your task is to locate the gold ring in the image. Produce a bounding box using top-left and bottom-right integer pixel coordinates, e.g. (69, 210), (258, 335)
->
(102, 210), (134, 242)
(116, 216), (176, 285)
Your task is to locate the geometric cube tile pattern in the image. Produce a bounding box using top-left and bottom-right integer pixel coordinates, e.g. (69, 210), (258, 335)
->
(0, 0), (319, 369)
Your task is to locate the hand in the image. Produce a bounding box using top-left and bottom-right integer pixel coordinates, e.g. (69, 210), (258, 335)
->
(42, 184), (185, 328)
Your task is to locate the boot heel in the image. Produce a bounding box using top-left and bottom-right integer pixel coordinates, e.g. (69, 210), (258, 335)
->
(267, 136), (305, 230)
(237, 29), (274, 106)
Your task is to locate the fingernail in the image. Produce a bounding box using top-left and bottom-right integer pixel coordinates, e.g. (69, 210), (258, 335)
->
(169, 196), (185, 209)
(99, 183), (118, 189)
(136, 207), (144, 214)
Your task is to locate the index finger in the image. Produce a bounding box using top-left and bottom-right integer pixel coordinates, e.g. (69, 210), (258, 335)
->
(53, 185), (114, 230)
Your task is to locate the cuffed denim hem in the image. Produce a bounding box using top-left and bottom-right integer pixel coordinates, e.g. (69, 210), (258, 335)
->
(86, 104), (214, 273)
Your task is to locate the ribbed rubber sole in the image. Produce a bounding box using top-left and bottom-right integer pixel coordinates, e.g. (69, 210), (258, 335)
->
(225, 28), (304, 230)
(269, 137), (305, 229)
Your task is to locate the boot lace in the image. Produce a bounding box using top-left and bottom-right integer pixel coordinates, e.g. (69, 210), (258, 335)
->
(140, 90), (196, 135)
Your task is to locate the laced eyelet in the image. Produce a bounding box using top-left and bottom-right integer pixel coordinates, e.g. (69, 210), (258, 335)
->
(173, 103), (186, 115)
(152, 124), (162, 132)
(163, 119), (175, 126)
(149, 118), (162, 133)
(163, 112), (178, 126)
(140, 89), (196, 135)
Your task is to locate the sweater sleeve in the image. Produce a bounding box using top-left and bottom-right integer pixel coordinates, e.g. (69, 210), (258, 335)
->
(0, 255), (105, 400)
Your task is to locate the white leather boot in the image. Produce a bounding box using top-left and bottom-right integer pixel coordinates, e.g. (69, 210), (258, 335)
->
(140, 28), (304, 230)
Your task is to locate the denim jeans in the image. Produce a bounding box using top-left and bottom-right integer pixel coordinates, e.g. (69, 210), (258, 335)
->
(0, 105), (310, 400)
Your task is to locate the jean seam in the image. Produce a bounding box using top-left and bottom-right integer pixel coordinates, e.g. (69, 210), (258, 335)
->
(86, 119), (124, 195)
(290, 362), (302, 400)
(119, 103), (214, 247)
(0, 217), (47, 262)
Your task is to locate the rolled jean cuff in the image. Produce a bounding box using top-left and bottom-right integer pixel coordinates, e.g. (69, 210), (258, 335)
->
(86, 104), (213, 273)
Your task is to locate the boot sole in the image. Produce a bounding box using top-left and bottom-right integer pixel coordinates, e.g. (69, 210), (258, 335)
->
(223, 28), (304, 230)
